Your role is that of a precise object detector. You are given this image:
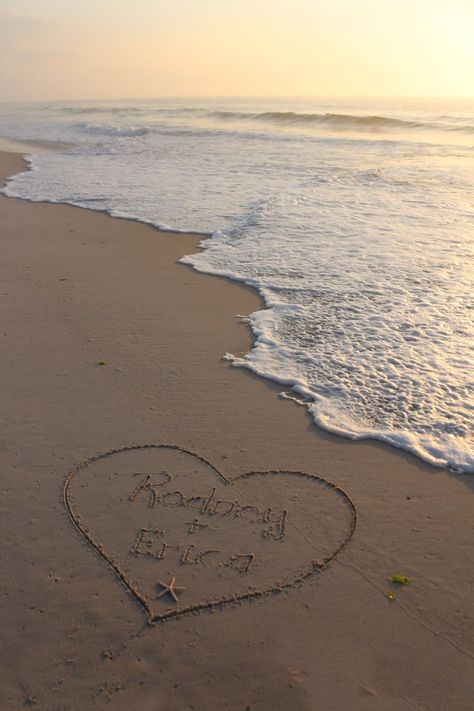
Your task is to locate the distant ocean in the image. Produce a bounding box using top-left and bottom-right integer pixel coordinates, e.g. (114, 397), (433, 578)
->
(1, 97), (473, 472)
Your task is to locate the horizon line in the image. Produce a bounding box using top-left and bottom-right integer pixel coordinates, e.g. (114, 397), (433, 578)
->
(1, 94), (474, 106)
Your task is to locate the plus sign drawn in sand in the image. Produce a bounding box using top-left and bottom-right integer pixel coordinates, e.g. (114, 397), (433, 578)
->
(63, 445), (356, 623)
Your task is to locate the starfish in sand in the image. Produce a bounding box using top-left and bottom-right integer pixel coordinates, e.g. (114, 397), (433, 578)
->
(156, 577), (185, 603)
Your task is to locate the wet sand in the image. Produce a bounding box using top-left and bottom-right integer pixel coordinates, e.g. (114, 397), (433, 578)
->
(1, 150), (473, 710)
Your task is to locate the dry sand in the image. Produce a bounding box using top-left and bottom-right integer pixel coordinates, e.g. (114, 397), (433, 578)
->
(0, 149), (473, 710)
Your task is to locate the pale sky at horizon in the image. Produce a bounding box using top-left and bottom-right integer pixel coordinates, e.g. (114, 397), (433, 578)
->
(0, 0), (473, 102)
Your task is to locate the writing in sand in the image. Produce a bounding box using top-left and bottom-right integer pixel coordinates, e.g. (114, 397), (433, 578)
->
(128, 472), (288, 574)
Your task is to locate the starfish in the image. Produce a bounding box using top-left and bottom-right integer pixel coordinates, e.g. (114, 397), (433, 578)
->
(156, 577), (185, 603)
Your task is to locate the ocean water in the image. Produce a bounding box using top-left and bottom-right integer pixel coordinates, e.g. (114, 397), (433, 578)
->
(0, 98), (473, 472)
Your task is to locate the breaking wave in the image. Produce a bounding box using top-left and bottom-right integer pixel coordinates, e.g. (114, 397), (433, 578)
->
(210, 110), (474, 134)
(73, 122), (151, 138)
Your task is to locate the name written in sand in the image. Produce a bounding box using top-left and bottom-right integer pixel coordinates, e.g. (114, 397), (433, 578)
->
(64, 444), (356, 622)
(129, 472), (288, 573)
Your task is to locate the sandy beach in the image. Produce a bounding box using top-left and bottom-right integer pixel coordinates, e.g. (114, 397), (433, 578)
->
(1, 148), (473, 710)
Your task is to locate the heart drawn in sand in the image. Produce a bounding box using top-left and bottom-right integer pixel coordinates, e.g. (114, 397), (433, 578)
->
(64, 445), (356, 623)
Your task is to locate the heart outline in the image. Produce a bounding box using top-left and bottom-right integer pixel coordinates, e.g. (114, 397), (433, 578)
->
(63, 444), (357, 624)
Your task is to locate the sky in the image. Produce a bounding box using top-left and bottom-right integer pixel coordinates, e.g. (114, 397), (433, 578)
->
(0, 0), (473, 101)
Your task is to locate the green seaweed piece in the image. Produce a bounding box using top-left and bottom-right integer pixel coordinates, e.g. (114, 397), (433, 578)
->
(388, 574), (411, 586)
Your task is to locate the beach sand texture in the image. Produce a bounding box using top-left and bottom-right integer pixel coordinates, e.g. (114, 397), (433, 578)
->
(0, 150), (473, 710)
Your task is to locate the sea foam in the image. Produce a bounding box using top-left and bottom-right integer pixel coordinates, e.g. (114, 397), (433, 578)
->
(1, 97), (473, 472)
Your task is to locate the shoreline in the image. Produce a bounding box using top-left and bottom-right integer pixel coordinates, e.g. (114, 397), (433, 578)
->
(0, 136), (72, 154)
(3, 144), (470, 473)
(1, 149), (473, 710)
